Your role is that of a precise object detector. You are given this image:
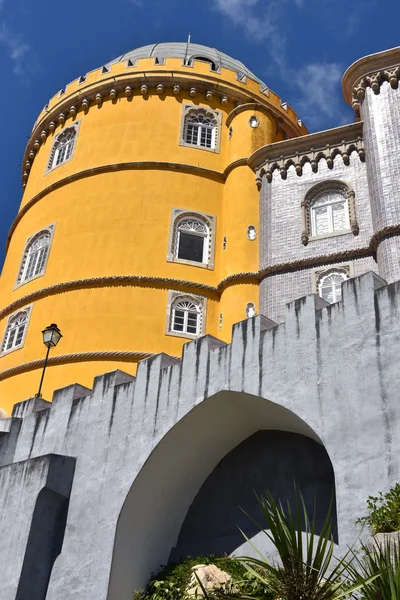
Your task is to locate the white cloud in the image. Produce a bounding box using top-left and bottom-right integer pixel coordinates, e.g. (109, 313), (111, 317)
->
(0, 23), (30, 76)
(211, 0), (350, 130)
(213, 0), (282, 41)
(292, 62), (347, 129)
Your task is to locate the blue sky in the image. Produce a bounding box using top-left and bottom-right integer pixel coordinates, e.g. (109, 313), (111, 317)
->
(0, 0), (398, 262)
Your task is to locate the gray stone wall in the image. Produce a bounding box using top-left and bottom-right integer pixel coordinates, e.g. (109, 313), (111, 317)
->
(260, 256), (378, 323)
(259, 146), (375, 320)
(0, 272), (400, 600)
(260, 151), (372, 271)
(361, 82), (400, 282)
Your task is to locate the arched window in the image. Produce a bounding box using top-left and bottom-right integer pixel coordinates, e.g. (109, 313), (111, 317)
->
(301, 181), (358, 245)
(171, 297), (201, 335)
(188, 56), (218, 71)
(311, 191), (349, 236)
(166, 292), (206, 338)
(47, 124), (79, 172)
(181, 106), (219, 151)
(1, 308), (32, 354)
(16, 226), (54, 286)
(175, 218), (209, 264)
(167, 209), (216, 269)
(317, 270), (349, 304)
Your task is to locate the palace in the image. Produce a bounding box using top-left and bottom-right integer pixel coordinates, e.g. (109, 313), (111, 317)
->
(1, 43), (400, 600)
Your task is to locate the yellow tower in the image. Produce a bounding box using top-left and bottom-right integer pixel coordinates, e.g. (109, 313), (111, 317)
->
(0, 43), (306, 414)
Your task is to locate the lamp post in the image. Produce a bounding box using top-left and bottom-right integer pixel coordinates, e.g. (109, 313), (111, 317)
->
(35, 323), (62, 398)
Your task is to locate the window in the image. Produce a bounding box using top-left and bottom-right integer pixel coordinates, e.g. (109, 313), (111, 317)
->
(180, 105), (221, 153)
(167, 209), (216, 269)
(311, 192), (349, 236)
(172, 299), (200, 335)
(1, 307), (32, 354)
(315, 268), (350, 304)
(176, 219), (209, 263)
(47, 123), (80, 172)
(185, 113), (216, 149)
(166, 292), (206, 339)
(301, 181), (359, 246)
(16, 226), (55, 287)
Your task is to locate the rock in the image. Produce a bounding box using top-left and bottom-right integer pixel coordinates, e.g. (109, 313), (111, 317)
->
(186, 564), (232, 596)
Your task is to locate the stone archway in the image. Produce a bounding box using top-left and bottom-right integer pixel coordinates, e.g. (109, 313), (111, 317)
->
(107, 391), (337, 600)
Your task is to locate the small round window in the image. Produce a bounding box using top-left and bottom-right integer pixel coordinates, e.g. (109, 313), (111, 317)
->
(249, 115), (260, 128)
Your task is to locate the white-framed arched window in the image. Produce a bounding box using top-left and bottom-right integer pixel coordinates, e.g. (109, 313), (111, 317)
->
(16, 225), (55, 287)
(47, 123), (80, 172)
(166, 291), (206, 339)
(180, 105), (221, 153)
(1, 307), (32, 355)
(311, 191), (350, 237)
(301, 181), (358, 245)
(167, 209), (216, 269)
(316, 268), (350, 304)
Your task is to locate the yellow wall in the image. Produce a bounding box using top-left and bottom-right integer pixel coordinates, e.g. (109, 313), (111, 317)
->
(0, 56), (305, 415)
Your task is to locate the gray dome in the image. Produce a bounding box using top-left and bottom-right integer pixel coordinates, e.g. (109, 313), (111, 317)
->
(107, 42), (266, 87)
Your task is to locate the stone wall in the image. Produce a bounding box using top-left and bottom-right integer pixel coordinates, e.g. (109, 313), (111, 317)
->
(0, 272), (400, 600)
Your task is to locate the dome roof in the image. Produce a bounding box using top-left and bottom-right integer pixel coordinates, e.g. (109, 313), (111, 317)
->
(107, 42), (266, 87)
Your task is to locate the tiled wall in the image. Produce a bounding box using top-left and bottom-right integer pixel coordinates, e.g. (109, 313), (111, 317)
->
(259, 256), (378, 323)
(260, 152), (372, 271)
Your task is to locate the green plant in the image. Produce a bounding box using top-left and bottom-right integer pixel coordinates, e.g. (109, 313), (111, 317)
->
(346, 537), (400, 599)
(231, 490), (374, 600)
(356, 484), (400, 534)
(137, 554), (271, 600)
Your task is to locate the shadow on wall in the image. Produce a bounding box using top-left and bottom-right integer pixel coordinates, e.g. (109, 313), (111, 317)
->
(170, 430), (337, 562)
(16, 488), (70, 600)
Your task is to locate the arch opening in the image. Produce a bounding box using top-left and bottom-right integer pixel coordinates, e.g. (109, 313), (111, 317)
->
(107, 391), (337, 600)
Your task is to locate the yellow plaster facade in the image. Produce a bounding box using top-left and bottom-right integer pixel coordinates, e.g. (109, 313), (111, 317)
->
(0, 44), (306, 414)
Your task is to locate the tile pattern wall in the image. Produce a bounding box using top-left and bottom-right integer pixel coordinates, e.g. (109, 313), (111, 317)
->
(260, 152), (372, 271)
(361, 82), (400, 282)
(376, 237), (400, 283)
(362, 83), (400, 232)
(259, 256), (378, 323)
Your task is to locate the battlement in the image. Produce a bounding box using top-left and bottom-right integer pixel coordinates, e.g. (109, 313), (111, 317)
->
(1, 270), (400, 600)
(0, 270), (395, 459)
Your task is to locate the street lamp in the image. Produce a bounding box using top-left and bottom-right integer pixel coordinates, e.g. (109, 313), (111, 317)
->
(35, 323), (62, 398)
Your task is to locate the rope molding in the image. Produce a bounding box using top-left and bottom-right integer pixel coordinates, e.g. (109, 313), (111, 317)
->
(0, 234), (389, 322)
(0, 350), (181, 383)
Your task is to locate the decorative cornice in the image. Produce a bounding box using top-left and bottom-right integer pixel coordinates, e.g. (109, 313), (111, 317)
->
(342, 46), (400, 115)
(248, 122), (364, 187)
(0, 350), (181, 382)
(23, 71), (305, 188)
(8, 162), (224, 250)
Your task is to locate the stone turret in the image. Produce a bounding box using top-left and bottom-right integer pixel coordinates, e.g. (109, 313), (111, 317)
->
(343, 47), (400, 283)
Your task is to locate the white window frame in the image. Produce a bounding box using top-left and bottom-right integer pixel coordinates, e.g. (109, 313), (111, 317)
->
(15, 225), (55, 288)
(46, 121), (80, 174)
(167, 208), (216, 270)
(166, 291), (207, 339)
(313, 265), (352, 305)
(311, 193), (350, 237)
(179, 104), (222, 154)
(302, 180), (357, 244)
(1, 306), (33, 356)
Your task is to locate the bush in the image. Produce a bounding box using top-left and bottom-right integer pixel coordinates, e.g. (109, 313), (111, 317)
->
(134, 554), (273, 600)
(357, 483), (400, 534)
